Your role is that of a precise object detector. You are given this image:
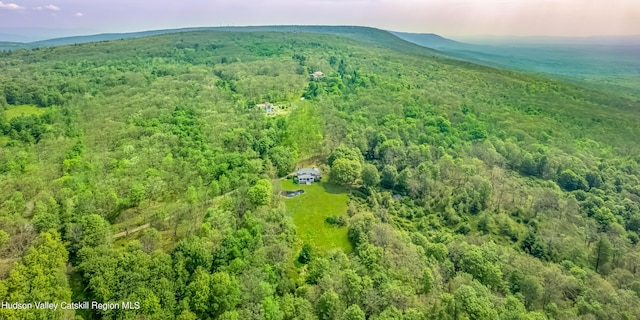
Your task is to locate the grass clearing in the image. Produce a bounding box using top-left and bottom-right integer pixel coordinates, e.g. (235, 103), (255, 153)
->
(5, 105), (45, 119)
(279, 179), (353, 254)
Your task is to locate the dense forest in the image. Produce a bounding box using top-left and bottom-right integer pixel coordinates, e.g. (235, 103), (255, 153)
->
(1, 29), (640, 320)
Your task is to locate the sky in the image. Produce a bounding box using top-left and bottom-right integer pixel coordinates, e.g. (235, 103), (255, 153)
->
(0, 0), (638, 41)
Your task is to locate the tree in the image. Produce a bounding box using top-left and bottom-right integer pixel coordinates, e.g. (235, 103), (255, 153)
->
(139, 228), (161, 253)
(248, 179), (272, 206)
(361, 163), (380, 188)
(521, 231), (549, 260)
(306, 257), (330, 284)
(455, 284), (498, 320)
(519, 275), (543, 309)
(210, 271), (241, 317)
(172, 236), (213, 274)
(585, 171), (604, 189)
(177, 310), (197, 320)
(343, 270), (363, 306)
(423, 267), (434, 294)
(298, 243), (313, 264)
(342, 304), (365, 320)
(557, 169), (588, 191)
(466, 176), (492, 214)
(32, 210), (60, 233)
(262, 297), (283, 320)
(317, 289), (343, 320)
(378, 139), (405, 166)
(0, 233), (72, 320)
(67, 214), (111, 255)
(129, 182), (146, 207)
(520, 153), (538, 176)
(330, 158), (361, 186)
(380, 165), (398, 189)
(269, 146), (297, 177)
(185, 267), (211, 317)
(328, 145), (363, 166)
(592, 234), (613, 274)
(458, 246), (503, 290)
(218, 311), (241, 320)
(280, 294), (316, 320)
(396, 168), (413, 193)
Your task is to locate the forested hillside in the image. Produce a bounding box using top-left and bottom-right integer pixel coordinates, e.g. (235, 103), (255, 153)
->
(1, 29), (640, 320)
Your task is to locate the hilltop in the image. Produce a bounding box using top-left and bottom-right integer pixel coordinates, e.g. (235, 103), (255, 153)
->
(1, 26), (440, 56)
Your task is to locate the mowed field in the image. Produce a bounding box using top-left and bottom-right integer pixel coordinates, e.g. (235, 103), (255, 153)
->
(279, 179), (353, 254)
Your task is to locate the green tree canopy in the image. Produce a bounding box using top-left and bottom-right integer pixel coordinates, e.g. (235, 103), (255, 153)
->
(361, 163), (380, 188)
(248, 179), (273, 206)
(330, 158), (362, 186)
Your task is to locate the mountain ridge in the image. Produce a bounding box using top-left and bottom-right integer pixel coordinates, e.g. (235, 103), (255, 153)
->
(1, 26), (440, 55)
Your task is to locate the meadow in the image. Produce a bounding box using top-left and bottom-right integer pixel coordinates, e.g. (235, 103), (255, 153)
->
(4, 104), (44, 119)
(279, 179), (353, 253)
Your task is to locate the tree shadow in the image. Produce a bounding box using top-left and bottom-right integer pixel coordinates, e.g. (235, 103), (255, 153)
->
(321, 181), (350, 195)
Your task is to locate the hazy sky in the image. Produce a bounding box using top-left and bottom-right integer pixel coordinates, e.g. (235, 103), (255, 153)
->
(0, 0), (638, 38)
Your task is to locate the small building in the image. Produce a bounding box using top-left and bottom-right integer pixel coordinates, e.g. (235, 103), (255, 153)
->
(310, 71), (325, 80)
(297, 167), (321, 184)
(256, 102), (274, 114)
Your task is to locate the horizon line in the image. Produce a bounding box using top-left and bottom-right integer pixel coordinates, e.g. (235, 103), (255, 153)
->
(2, 24), (640, 44)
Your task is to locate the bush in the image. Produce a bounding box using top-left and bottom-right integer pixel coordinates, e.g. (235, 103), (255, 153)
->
(326, 215), (347, 227)
(298, 244), (312, 264)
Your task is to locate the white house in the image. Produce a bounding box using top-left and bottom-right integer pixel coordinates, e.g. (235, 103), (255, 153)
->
(297, 167), (321, 184)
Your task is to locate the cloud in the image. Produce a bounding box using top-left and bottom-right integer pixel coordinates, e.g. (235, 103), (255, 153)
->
(33, 4), (60, 11)
(75, 12), (83, 17)
(0, 1), (24, 10)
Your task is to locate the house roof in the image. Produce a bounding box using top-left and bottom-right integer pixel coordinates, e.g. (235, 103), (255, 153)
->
(298, 168), (320, 176)
(298, 174), (315, 180)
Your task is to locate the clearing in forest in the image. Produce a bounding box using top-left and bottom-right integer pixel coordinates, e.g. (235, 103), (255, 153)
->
(5, 105), (45, 119)
(279, 179), (353, 254)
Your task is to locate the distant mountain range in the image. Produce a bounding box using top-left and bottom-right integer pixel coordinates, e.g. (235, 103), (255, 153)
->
(457, 35), (640, 46)
(392, 32), (640, 73)
(389, 32), (475, 51)
(392, 32), (640, 99)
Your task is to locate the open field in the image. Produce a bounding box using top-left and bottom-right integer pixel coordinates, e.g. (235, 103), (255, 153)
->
(5, 105), (45, 120)
(4, 105), (45, 119)
(279, 179), (353, 254)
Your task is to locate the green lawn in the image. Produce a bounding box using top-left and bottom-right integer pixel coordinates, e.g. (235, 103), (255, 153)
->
(5, 105), (45, 119)
(279, 179), (353, 254)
